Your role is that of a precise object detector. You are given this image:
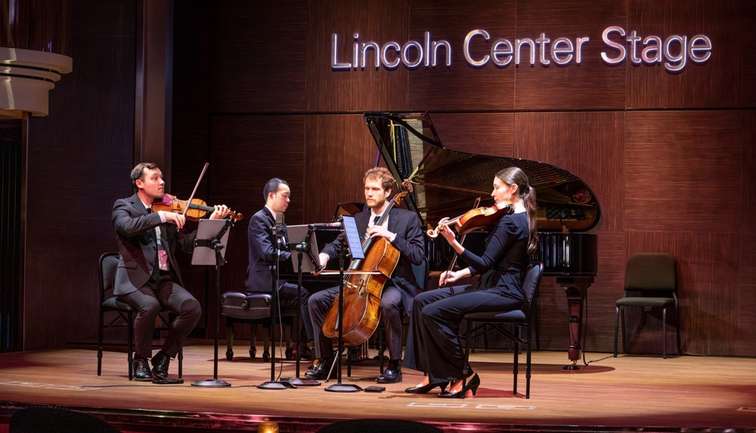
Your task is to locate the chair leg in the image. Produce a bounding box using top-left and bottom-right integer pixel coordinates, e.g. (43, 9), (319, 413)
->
(513, 330), (519, 396)
(620, 307), (627, 354)
(675, 303), (682, 355)
(613, 306), (620, 357)
(662, 307), (667, 359)
(534, 306), (541, 351)
(525, 326), (532, 399)
(127, 311), (134, 381)
(97, 309), (104, 376)
(225, 318), (234, 361)
(263, 323), (271, 362)
(250, 323), (257, 360)
(178, 348), (183, 378)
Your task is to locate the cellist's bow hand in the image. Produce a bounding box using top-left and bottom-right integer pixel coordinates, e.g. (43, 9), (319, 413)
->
(209, 204), (231, 220)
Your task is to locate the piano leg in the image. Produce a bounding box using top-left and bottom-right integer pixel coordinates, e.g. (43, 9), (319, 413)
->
(558, 278), (591, 370)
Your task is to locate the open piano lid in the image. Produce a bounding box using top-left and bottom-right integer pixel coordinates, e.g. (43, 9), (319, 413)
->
(365, 112), (601, 233)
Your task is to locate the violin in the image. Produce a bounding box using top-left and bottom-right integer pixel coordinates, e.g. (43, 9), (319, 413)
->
(152, 194), (243, 221)
(426, 203), (511, 238)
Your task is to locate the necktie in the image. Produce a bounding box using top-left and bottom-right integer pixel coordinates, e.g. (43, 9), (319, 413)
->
(373, 215), (381, 225)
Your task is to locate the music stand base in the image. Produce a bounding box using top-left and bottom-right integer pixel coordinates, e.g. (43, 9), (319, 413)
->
(257, 381), (291, 390)
(562, 363), (580, 371)
(191, 379), (231, 388)
(287, 377), (320, 386)
(324, 383), (362, 393)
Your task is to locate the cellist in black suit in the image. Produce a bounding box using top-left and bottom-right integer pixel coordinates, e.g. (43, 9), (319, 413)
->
(305, 167), (425, 383)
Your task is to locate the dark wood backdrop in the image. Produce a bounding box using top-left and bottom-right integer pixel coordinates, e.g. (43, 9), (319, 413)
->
(172, 0), (756, 357)
(20, 0), (756, 357)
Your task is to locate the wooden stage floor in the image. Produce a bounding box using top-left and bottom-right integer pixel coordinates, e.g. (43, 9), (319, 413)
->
(1, 345), (755, 432)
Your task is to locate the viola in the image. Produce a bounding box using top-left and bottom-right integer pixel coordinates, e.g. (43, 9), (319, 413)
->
(152, 194), (243, 221)
(426, 203), (511, 239)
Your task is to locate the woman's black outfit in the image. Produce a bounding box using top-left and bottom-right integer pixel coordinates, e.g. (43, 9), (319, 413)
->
(407, 211), (530, 382)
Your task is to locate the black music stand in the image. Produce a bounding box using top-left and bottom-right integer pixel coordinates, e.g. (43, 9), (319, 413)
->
(191, 218), (233, 388)
(285, 224), (322, 386)
(258, 221), (295, 390)
(325, 215), (364, 393)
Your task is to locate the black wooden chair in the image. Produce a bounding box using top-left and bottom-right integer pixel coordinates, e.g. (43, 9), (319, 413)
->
(462, 262), (544, 399)
(96, 252), (183, 379)
(614, 253), (681, 358)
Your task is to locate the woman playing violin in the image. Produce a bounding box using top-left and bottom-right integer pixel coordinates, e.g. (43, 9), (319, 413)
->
(405, 166), (537, 398)
(112, 162), (232, 383)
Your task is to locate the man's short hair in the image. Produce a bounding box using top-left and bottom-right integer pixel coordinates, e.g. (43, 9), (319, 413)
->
(363, 167), (396, 193)
(130, 162), (160, 186)
(263, 178), (289, 201)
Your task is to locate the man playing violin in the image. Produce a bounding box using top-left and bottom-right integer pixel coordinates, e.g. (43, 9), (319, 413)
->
(112, 162), (231, 382)
(305, 167), (425, 383)
(246, 178), (314, 355)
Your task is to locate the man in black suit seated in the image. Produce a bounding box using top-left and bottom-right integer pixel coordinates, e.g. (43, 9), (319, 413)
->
(113, 162), (231, 382)
(306, 167), (425, 383)
(246, 178), (313, 353)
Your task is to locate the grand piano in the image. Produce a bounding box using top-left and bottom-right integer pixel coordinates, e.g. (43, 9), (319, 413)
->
(364, 112), (599, 369)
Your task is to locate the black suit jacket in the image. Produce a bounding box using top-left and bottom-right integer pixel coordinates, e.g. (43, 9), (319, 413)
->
(112, 194), (195, 296)
(246, 207), (291, 292)
(321, 206), (425, 299)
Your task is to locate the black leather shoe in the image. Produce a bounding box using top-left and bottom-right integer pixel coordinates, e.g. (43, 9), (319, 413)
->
(439, 373), (480, 398)
(405, 380), (447, 394)
(151, 351), (171, 380)
(305, 360), (333, 380)
(376, 367), (402, 384)
(133, 359), (153, 381)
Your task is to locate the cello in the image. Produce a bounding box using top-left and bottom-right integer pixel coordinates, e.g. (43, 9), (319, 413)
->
(321, 191), (409, 346)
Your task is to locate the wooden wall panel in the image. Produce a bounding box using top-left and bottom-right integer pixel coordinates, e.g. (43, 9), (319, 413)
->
(514, 112), (625, 233)
(408, 0), (516, 111)
(303, 115), (375, 222)
(24, 0), (136, 349)
(211, 1), (308, 112)
(624, 111), (743, 233)
(165, 0), (756, 357)
(305, 0), (410, 112)
(430, 113), (514, 156)
(627, 0), (756, 108)
(514, 0), (627, 109)
(625, 232), (745, 355)
(207, 116), (306, 305)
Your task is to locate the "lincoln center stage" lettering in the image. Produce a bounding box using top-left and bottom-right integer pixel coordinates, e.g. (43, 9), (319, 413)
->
(330, 26), (712, 73)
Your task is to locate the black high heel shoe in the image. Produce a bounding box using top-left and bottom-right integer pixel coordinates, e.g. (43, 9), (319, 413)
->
(404, 380), (448, 394)
(438, 373), (480, 398)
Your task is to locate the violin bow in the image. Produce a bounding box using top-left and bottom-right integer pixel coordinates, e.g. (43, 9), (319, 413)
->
(182, 162), (210, 219)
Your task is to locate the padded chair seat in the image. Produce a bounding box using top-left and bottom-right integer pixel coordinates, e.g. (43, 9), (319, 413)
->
(101, 296), (132, 311)
(222, 291), (273, 320)
(464, 309), (526, 321)
(616, 296), (674, 308)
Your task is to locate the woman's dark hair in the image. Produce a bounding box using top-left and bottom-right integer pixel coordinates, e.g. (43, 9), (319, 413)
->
(495, 166), (538, 255)
(263, 178), (289, 201)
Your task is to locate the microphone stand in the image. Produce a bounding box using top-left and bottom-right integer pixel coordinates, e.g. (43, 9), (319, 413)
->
(191, 218), (233, 388)
(325, 227), (362, 393)
(287, 227), (320, 386)
(258, 221), (293, 390)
